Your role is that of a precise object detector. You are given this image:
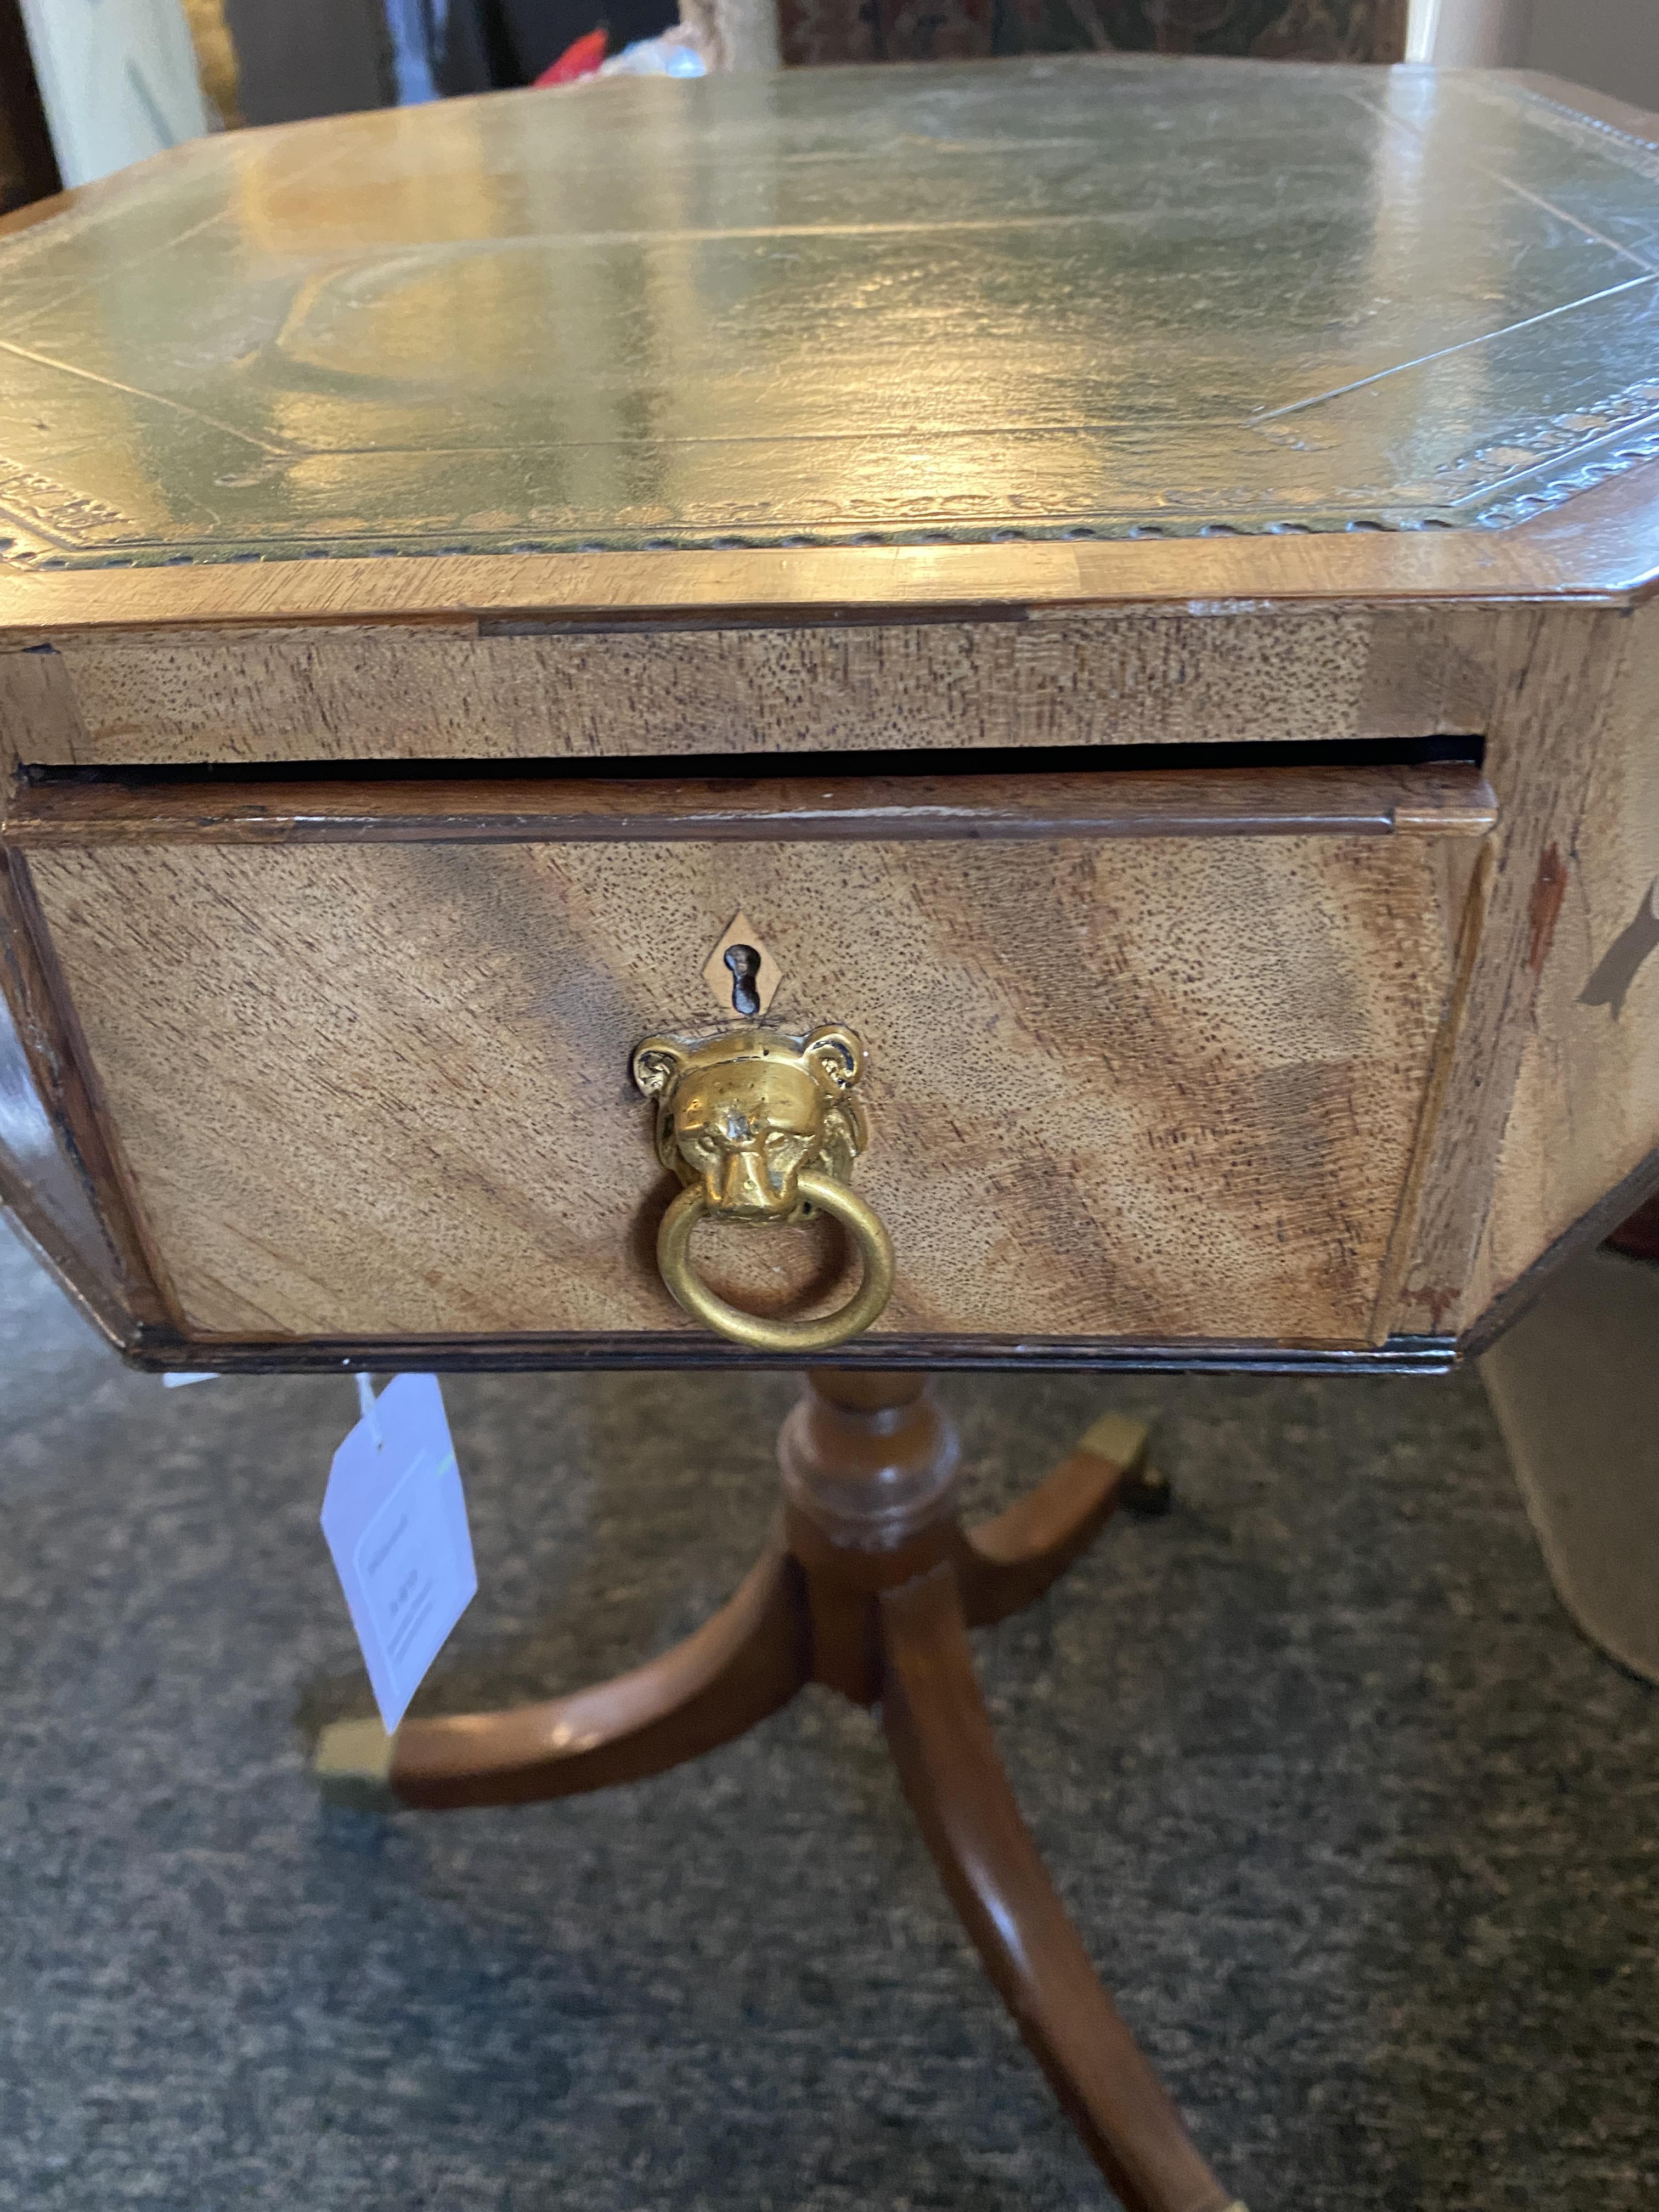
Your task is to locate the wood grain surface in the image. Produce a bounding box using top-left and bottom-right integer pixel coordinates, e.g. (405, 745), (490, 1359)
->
(1458, 598), (1659, 1325)
(8, 605), (1483, 770)
(0, 644), (83, 781)
(21, 820), (1482, 1347)
(9, 585), (1655, 1357)
(1391, 600), (1659, 1334)
(0, 457), (1654, 644)
(0, 924), (129, 1345)
(0, 848), (170, 1336)
(879, 1561), (1235, 2212)
(7, 763), (1497, 848)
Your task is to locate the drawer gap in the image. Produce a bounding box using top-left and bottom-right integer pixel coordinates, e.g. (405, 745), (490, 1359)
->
(17, 731), (1484, 794)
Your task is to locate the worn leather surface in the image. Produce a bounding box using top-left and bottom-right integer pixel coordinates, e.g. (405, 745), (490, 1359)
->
(1, 60), (1657, 566)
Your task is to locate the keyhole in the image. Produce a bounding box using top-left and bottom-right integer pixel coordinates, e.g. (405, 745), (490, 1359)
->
(724, 943), (762, 1017)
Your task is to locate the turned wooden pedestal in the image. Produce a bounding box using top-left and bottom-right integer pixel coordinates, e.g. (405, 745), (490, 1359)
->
(316, 1375), (1242, 2212)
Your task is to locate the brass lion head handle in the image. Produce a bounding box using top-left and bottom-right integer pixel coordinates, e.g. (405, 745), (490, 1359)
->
(631, 1025), (893, 1352)
(632, 1024), (868, 1219)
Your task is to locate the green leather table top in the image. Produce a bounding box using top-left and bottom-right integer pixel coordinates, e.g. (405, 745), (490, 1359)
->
(1, 58), (1657, 568)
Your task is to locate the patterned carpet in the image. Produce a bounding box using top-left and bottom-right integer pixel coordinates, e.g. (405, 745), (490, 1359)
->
(1, 1218), (1654, 2211)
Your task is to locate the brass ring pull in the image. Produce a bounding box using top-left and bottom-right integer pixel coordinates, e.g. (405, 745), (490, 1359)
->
(657, 1167), (895, 1353)
(632, 1022), (894, 1353)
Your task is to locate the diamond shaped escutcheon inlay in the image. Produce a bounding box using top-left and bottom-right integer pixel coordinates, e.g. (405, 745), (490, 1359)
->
(703, 913), (782, 1022)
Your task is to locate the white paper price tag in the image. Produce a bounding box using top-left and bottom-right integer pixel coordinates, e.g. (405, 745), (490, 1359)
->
(320, 1373), (476, 1734)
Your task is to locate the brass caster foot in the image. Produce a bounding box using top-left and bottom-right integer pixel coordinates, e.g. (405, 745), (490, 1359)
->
(1074, 1411), (1172, 1517)
(314, 1715), (399, 1814)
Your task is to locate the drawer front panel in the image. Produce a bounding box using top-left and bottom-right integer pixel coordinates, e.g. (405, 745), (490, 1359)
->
(25, 824), (1477, 1348)
(17, 606), (1448, 770)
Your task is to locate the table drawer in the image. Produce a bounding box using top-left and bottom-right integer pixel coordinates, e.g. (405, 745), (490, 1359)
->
(5, 762), (1493, 1359)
